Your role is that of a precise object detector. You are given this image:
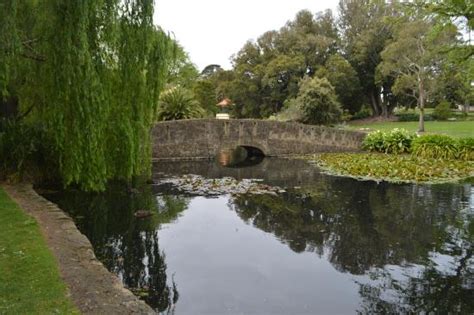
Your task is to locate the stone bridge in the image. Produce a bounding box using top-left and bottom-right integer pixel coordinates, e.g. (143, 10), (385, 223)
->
(152, 119), (365, 160)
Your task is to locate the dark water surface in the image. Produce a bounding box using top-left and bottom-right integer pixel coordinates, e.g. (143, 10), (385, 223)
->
(42, 158), (474, 314)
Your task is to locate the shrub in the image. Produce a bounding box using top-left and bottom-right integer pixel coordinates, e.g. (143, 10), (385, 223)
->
(411, 134), (458, 160)
(341, 110), (353, 122)
(457, 138), (474, 161)
(432, 101), (452, 120)
(274, 98), (304, 122)
(395, 112), (434, 122)
(294, 76), (343, 125)
(363, 128), (414, 154)
(157, 87), (204, 121)
(351, 106), (371, 120)
(363, 130), (385, 152)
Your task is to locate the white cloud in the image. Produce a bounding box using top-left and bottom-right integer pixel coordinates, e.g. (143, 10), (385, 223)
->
(154, 0), (339, 71)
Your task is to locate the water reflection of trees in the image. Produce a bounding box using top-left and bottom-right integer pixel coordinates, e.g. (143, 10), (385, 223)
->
(231, 179), (473, 312)
(44, 184), (188, 313)
(358, 212), (473, 314)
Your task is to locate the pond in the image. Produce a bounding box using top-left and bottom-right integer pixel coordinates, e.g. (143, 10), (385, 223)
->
(41, 157), (473, 314)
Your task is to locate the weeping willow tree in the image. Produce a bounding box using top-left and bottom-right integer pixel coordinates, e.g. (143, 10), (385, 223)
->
(1, 0), (173, 191)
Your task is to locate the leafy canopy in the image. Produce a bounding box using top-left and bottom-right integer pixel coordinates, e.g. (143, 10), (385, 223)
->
(1, 0), (174, 191)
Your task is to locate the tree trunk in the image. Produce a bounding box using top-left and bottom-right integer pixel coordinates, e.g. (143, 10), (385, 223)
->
(369, 90), (380, 116)
(418, 79), (425, 133)
(377, 89), (389, 118)
(382, 84), (396, 117)
(463, 101), (469, 114)
(380, 102), (388, 118)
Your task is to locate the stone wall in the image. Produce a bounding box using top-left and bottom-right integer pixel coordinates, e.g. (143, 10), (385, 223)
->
(152, 119), (366, 160)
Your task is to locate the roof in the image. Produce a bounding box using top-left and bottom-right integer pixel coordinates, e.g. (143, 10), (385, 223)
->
(217, 98), (232, 107)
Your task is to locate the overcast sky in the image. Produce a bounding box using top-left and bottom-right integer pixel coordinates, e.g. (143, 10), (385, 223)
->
(154, 0), (339, 71)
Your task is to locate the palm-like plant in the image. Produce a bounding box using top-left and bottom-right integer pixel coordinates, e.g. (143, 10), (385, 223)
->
(157, 87), (205, 121)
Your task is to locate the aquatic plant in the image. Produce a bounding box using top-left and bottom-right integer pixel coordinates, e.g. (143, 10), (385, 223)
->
(310, 153), (473, 184)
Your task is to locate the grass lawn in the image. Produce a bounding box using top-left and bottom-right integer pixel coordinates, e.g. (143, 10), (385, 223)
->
(0, 187), (78, 314)
(348, 120), (474, 138)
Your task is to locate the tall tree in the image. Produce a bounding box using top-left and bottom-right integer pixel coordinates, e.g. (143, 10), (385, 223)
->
(166, 43), (199, 89)
(379, 18), (458, 132)
(316, 54), (363, 113)
(227, 9), (340, 118)
(192, 79), (218, 116)
(1, 0), (173, 190)
(338, 0), (399, 117)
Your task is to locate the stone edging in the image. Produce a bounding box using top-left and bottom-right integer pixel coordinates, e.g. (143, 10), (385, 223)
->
(2, 183), (155, 315)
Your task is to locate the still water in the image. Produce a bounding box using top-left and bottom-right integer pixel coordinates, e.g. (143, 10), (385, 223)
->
(42, 157), (473, 314)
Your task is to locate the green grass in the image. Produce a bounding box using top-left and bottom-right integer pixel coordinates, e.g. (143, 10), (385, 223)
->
(348, 120), (474, 138)
(0, 188), (79, 314)
(309, 153), (473, 184)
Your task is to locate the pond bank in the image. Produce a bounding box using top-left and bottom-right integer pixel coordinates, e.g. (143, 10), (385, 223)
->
(0, 186), (78, 314)
(1, 183), (154, 314)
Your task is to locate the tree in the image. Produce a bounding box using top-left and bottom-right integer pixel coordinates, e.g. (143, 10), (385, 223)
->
(225, 9), (340, 119)
(316, 54), (363, 113)
(285, 76), (342, 125)
(192, 79), (217, 116)
(167, 43), (199, 89)
(0, 0), (174, 190)
(427, 0), (474, 31)
(200, 64), (223, 77)
(427, 0), (474, 113)
(379, 18), (458, 132)
(157, 87), (204, 121)
(261, 54), (305, 114)
(338, 0), (399, 117)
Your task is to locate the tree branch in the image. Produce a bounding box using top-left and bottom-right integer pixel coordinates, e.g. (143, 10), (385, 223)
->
(19, 52), (46, 62)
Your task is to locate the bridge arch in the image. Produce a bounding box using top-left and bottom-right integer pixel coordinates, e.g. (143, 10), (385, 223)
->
(152, 119), (365, 160)
(238, 145), (265, 157)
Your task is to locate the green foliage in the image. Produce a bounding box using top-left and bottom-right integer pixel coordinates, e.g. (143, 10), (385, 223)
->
(2, 0), (174, 191)
(423, 135), (474, 161)
(289, 76), (342, 125)
(157, 87), (204, 121)
(167, 43), (199, 89)
(317, 54), (363, 113)
(192, 79), (217, 116)
(378, 16), (458, 131)
(351, 106), (372, 120)
(457, 138), (474, 161)
(223, 9), (339, 118)
(362, 131), (386, 152)
(411, 134), (459, 160)
(0, 119), (57, 180)
(273, 98), (304, 122)
(0, 188), (79, 314)
(363, 129), (414, 154)
(363, 129), (473, 161)
(432, 101), (453, 120)
(427, 0), (474, 30)
(312, 153), (473, 184)
(395, 112), (434, 122)
(0, 119), (36, 174)
(203, 1), (470, 122)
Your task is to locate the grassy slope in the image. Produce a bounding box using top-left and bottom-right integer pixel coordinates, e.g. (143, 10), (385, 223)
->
(0, 188), (78, 314)
(348, 120), (474, 138)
